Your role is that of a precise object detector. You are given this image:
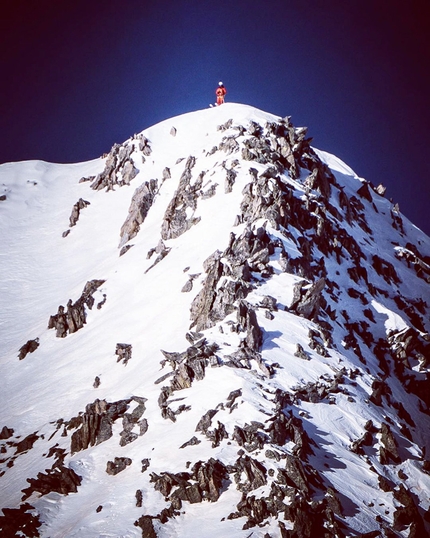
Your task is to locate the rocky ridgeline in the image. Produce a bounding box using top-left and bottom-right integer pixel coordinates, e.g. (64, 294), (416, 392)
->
(85, 133), (150, 191)
(3, 111), (430, 537)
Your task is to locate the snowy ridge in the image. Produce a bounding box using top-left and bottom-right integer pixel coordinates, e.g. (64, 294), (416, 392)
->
(1, 103), (430, 537)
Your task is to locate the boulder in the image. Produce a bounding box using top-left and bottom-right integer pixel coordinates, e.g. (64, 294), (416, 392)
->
(116, 343), (132, 365)
(69, 198), (90, 227)
(106, 457), (132, 475)
(18, 338), (39, 360)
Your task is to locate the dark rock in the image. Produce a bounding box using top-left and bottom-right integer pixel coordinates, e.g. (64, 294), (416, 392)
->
(0, 426), (14, 439)
(180, 436), (201, 449)
(325, 486), (344, 517)
(372, 255), (401, 285)
(116, 343), (132, 365)
(233, 423), (266, 452)
(161, 156), (202, 240)
(90, 141), (141, 191)
(378, 475), (394, 492)
(70, 398), (131, 453)
(0, 503), (42, 537)
(106, 457), (132, 475)
(48, 280), (105, 338)
(350, 431), (373, 455)
(119, 431), (139, 447)
(192, 458), (229, 502)
(196, 409), (218, 433)
(189, 251), (225, 331)
(237, 301), (263, 351)
(22, 465), (82, 500)
(134, 515), (157, 538)
(379, 423), (400, 464)
(398, 469), (408, 480)
(234, 455), (267, 492)
(292, 278), (326, 319)
(69, 198), (90, 227)
(278, 454), (310, 495)
(18, 338), (39, 360)
(369, 379), (391, 406)
(144, 239), (171, 273)
(393, 484), (426, 535)
(119, 179), (158, 247)
(15, 432), (39, 454)
(357, 182), (373, 202)
(259, 295), (278, 311)
(226, 389), (242, 410)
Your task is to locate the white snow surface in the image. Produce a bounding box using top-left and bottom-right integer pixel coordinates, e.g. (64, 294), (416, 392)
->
(1, 103), (430, 537)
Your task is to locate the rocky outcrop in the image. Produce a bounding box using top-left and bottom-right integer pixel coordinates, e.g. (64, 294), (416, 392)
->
(189, 226), (276, 332)
(161, 156), (202, 240)
(119, 179), (158, 248)
(70, 399), (125, 453)
(89, 140), (142, 191)
(393, 484), (427, 536)
(69, 197), (90, 227)
(15, 432), (39, 454)
(189, 250), (225, 331)
(134, 515), (157, 538)
(379, 422), (400, 464)
(22, 465), (82, 500)
(0, 503), (41, 537)
(157, 339), (219, 420)
(69, 397), (146, 453)
(48, 280), (105, 337)
(149, 457), (229, 514)
(289, 278), (326, 320)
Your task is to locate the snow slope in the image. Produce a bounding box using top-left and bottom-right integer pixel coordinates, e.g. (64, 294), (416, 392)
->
(1, 103), (430, 537)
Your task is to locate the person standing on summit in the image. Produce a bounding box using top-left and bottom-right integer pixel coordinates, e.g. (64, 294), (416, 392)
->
(216, 81), (227, 105)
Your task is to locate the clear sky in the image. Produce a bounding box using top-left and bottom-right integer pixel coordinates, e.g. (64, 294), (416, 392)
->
(1, 0), (429, 235)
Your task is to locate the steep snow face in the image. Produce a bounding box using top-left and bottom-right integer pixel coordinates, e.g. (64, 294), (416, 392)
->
(1, 103), (430, 538)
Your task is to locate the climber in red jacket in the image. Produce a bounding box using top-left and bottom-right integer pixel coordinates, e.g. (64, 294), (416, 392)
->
(216, 82), (227, 105)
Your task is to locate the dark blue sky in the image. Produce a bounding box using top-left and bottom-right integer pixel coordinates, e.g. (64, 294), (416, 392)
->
(1, 0), (429, 235)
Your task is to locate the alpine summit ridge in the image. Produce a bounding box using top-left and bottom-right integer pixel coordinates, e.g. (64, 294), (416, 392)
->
(0, 103), (429, 537)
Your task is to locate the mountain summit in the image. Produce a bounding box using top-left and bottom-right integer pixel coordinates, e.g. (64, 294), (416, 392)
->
(1, 103), (430, 537)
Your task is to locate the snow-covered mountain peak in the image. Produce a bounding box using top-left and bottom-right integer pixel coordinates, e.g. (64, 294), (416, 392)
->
(1, 104), (430, 537)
